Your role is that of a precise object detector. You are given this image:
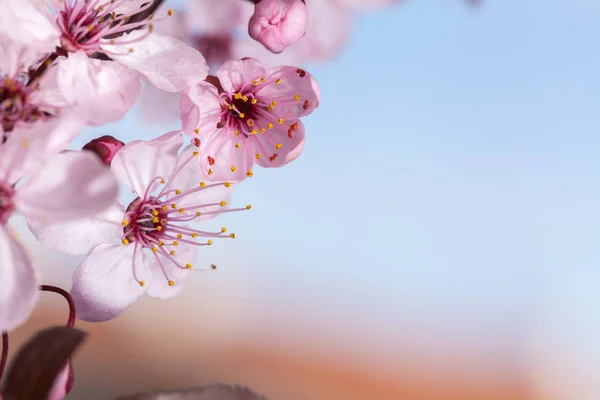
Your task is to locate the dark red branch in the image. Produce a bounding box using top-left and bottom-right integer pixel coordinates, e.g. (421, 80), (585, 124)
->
(0, 332), (8, 384)
(40, 285), (75, 328)
(27, 53), (59, 87)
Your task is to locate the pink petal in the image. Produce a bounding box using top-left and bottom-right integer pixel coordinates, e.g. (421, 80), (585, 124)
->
(249, 0), (308, 54)
(258, 65), (320, 119)
(198, 131), (256, 182)
(46, 362), (71, 400)
(113, 0), (149, 15)
(15, 151), (119, 224)
(105, 32), (209, 92)
(152, 4), (188, 41)
(0, 115), (86, 185)
(29, 202), (125, 255)
(185, 0), (252, 35)
(139, 84), (181, 126)
(167, 146), (234, 217)
(70, 243), (150, 322)
(146, 243), (195, 299)
(0, 226), (39, 332)
(216, 58), (268, 93)
(180, 82), (222, 138)
(254, 119), (306, 168)
(111, 130), (183, 198)
(0, 0), (59, 51)
(57, 51), (142, 126)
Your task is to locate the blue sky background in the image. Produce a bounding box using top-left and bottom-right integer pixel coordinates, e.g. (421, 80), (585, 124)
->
(54, 0), (600, 388)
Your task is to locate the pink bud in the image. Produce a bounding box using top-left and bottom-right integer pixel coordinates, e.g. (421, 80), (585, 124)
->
(248, 0), (308, 54)
(82, 135), (125, 165)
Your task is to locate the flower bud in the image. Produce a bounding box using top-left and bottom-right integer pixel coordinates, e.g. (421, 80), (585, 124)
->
(248, 0), (308, 54)
(82, 135), (124, 165)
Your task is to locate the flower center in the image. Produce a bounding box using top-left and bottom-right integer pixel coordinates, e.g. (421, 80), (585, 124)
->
(119, 151), (251, 287)
(0, 74), (47, 132)
(0, 183), (15, 224)
(56, 0), (159, 54)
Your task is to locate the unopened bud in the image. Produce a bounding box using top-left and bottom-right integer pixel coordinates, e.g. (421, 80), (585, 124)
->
(82, 135), (124, 165)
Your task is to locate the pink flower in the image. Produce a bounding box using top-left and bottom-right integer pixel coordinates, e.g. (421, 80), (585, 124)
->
(0, 0), (60, 50)
(31, 132), (250, 322)
(82, 135), (125, 165)
(249, 0), (308, 54)
(0, 116), (119, 332)
(38, 0), (209, 92)
(180, 58), (320, 181)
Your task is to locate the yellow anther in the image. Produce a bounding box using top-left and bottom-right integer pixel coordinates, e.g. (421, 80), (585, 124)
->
(231, 166), (237, 172)
(224, 182), (231, 187)
(122, 220), (129, 226)
(196, 211), (201, 216)
(122, 238), (129, 245)
(139, 280), (145, 287)
(278, 118), (284, 124)
(194, 128), (200, 134)
(177, 234), (183, 239)
(294, 94), (301, 101)
(185, 264), (192, 269)
(193, 151), (199, 156)
(171, 204), (177, 209)
(228, 104), (234, 110)
(251, 129), (257, 135)
(260, 128), (266, 133)
(207, 240), (213, 245)
(268, 123), (274, 129)
(162, 206), (168, 211)
(239, 113), (245, 118)
(230, 233), (236, 239)
(255, 153), (262, 159)
(173, 241), (179, 246)
(168, 280), (175, 286)
(221, 227), (227, 233)
(156, 226), (162, 231)
(175, 189), (181, 195)
(242, 95), (248, 102)
(246, 204), (252, 210)
(234, 130), (240, 136)
(247, 170), (254, 177)
(208, 168), (213, 175)
(220, 201), (227, 207)
(235, 142), (241, 148)
(235, 93), (242, 99)
(200, 181), (207, 188)
(251, 98), (258, 104)
(160, 179), (166, 184)
(253, 80), (259, 86)
(260, 77), (265, 83)
(152, 247), (158, 253)
(271, 101), (277, 107)
(191, 233), (198, 238)
(170, 250), (176, 255)
(159, 241), (164, 246)
(152, 217), (159, 223)
(276, 78), (282, 84)
(276, 143), (282, 149)
(152, 210), (159, 216)
(179, 208), (185, 214)
(168, 9), (173, 16)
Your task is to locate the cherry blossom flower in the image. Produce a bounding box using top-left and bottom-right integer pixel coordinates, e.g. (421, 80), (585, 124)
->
(0, 0), (60, 50)
(36, 0), (209, 92)
(180, 58), (320, 181)
(0, 116), (119, 332)
(248, 0), (308, 54)
(31, 131), (251, 322)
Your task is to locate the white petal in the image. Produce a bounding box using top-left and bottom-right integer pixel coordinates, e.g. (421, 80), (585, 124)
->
(0, 226), (39, 332)
(70, 243), (150, 322)
(105, 32), (209, 92)
(111, 130), (182, 197)
(16, 151), (119, 224)
(29, 202), (125, 255)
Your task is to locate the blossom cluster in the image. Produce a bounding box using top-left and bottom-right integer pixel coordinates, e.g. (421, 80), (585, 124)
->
(0, 0), (483, 397)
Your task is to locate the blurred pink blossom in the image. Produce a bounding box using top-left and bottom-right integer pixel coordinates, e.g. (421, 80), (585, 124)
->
(248, 0), (308, 54)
